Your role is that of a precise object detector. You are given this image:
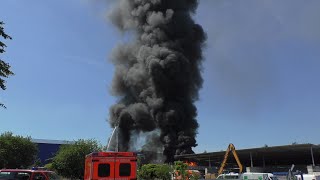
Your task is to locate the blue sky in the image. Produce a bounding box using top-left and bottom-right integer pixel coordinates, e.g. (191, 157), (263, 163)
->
(1, 0), (320, 153)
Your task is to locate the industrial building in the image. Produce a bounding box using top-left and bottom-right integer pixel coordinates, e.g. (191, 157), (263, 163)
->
(175, 144), (320, 174)
(31, 139), (72, 165)
(31, 138), (320, 174)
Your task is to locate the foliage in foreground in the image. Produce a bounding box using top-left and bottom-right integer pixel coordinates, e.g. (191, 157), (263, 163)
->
(138, 161), (201, 180)
(0, 132), (38, 169)
(51, 139), (102, 179)
(174, 161), (189, 180)
(138, 163), (172, 180)
(0, 21), (14, 108)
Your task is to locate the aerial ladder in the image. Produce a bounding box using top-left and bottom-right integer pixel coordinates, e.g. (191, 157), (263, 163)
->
(218, 143), (243, 175)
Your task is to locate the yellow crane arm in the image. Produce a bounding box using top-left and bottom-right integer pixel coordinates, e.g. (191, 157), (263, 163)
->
(231, 148), (243, 173)
(217, 143), (243, 175)
(218, 146), (231, 175)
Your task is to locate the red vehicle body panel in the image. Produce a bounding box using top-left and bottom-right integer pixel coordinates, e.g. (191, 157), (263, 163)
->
(84, 152), (137, 180)
(0, 169), (57, 180)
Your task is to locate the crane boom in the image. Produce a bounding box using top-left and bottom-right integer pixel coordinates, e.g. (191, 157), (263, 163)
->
(218, 143), (243, 175)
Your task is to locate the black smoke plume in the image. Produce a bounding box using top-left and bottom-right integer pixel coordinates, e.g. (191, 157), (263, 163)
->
(108, 0), (206, 163)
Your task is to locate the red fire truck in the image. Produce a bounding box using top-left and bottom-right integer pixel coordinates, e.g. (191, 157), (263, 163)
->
(84, 151), (137, 180)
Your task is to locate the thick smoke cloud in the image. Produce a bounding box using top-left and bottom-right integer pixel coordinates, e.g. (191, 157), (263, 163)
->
(107, 0), (206, 162)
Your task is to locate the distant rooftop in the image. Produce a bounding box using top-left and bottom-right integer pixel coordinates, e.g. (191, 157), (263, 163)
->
(175, 143), (320, 167)
(31, 138), (73, 145)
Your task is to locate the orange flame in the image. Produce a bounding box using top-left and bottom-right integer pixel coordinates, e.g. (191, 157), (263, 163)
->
(185, 161), (197, 167)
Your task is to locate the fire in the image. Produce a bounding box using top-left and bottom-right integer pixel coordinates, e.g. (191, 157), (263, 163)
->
(174, 161), (200, 180)
(185, 161), (197, 167)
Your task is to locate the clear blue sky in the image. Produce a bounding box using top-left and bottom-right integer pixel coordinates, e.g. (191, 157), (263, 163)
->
(1, 0), (320, 153)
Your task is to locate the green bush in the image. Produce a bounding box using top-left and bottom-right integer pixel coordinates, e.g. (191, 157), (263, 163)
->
(174, 161), (188, 180)
(51, 139), (102, 179)
(44, 163), (53, 171)
(0, 132), (38, 168)
(174, 161), (201, 180)
(138, 164), (172, 180)
(189, 171), (201, 180)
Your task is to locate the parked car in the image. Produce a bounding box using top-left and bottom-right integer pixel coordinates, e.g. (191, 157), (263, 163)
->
(0, 168), (59, 180)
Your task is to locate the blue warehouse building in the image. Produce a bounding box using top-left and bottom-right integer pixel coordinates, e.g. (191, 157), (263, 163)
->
(31, 139), (72, 165)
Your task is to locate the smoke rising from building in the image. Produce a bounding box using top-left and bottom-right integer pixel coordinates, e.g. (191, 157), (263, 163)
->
(107, 0), (206, 163)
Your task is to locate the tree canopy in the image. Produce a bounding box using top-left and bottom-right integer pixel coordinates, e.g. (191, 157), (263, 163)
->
(138, 163), (172, 180)
(0, 132), (38, 169)
(51, 139), (102, 179)
(0, 21), (14, 108)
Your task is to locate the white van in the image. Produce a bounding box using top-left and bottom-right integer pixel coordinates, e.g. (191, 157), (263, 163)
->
(241, 173), (274, 180)
(217, 173), (240, 179)
(296, 174), (320, 180)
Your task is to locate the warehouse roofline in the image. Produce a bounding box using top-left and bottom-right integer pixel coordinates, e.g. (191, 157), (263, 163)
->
(175, 143), (320, 168)
(31, 138), (73, 145)
(176, 143), (320, 159)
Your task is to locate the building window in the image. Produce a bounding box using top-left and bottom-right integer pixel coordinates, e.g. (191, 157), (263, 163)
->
(119, 163), (131, 176)
(98, 163), (110, 177)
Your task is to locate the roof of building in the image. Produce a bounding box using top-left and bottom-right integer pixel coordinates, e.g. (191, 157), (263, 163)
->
(175, 144), (320, 167)
(31, 138), (73, 145)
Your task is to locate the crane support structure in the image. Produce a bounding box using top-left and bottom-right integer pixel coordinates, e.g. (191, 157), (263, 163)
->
(218, 143), (243, 175)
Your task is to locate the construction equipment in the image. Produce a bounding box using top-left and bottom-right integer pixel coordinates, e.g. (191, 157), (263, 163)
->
(217, 143), (243, 175)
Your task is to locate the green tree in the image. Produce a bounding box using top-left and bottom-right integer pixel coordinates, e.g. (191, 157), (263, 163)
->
(174, 161), (188, 180)
(32, 158), (42, 167)
(138, 164), (172, 180)
(51, 139), (102, 179)
(0, 21), (14, 108)
(189, 171), (201, 180)
(0, 132), (38, 168)
(44, 163), (54, 171)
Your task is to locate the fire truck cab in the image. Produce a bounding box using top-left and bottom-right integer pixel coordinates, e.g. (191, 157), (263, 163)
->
(84, 151), (137, 180)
